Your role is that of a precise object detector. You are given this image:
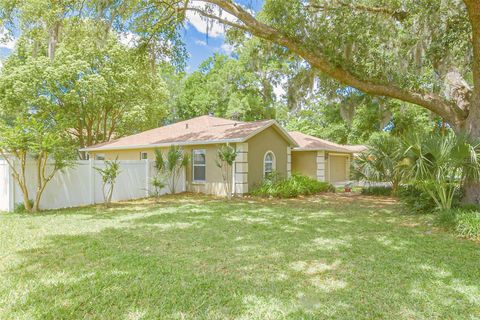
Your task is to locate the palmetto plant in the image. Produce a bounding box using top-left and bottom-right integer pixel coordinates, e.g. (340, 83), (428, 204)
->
(400, 132), (480, 210)
(351, 133), (405, 193)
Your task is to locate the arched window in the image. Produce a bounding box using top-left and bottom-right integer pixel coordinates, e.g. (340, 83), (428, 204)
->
(264, 151), (276, 177)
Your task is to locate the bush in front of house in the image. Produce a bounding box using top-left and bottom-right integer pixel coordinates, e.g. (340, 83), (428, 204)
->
(436, 208), (480, 241)
(361, 186), (393, 196)
(397, 185), (437, 214)
(251, 173), (335, 198)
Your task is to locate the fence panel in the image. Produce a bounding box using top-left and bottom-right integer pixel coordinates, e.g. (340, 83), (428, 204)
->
(0, 159), (186, 212)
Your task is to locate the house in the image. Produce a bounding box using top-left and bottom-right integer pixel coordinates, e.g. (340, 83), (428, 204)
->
(82, 115), (365, 196)
(289, 131), (366, 184)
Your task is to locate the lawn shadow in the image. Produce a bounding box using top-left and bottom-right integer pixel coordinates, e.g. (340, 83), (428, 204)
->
(2, 194), (480, 319)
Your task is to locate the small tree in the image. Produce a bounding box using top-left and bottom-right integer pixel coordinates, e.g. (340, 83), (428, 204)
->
(0, 117), (76, 212)
(95, 159), (121, 207)
(215, 144), (238, 200)
(150, 149), (167, 200)
(154, 146), (189, 194)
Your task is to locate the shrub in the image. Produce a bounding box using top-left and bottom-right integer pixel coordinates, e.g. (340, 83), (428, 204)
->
(456, 210), (480, 240)
(14, 200), (34, 213)
(398, 185), (437, 214)
(361, 186), (393, 196)
(251, 174), (335, 198)
(436, 208), (480, 241)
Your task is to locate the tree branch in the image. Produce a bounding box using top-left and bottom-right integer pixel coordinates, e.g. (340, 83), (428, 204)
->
(191, 0), (466, 126)
(306, 1), (408, 21)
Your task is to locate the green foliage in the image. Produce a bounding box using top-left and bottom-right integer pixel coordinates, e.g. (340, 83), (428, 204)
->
(397, 185), (437, 214)
(215, 144), (238, 200)
(14, 200), (34, 213)
(2, 19), (170, 149)
(164, 53), (276, 122)
(361, 186), (393, 196)
(351, 133), (405, 193)
(150, 176), (166, 200)
(251, 173), (335, 198)
(95, 159), (121, 207)
(437, 208), (480, 241)
(283, 97), (435, 145)
(0, 60), (77, 212)
(400, 132), (480, 210)
(154, 146), (189, 194)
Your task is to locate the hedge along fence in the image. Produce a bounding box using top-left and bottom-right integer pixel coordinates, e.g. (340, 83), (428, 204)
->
(0, 159), (185, 212)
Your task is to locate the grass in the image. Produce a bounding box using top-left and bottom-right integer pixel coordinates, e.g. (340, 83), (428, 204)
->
(0, 193), (479, 319)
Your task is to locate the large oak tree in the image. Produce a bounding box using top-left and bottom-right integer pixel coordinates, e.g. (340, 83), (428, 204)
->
(116, 0), (479, 201)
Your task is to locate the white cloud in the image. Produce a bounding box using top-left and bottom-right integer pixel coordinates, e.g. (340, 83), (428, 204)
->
(185, 2), (240, 38)
(195, 39), (207, 46)
(0, 29), (17, 50)
(220, 43), (234, 55)
(274, 84), (286, 98)
(118, 32), (139, 48)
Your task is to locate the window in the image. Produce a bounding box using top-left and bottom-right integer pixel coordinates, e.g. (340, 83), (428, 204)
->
(95, 154), (105, 160)
(140, 152), (148, 160)
(264, 151), (276, 177)
(192, 149), (206, 182)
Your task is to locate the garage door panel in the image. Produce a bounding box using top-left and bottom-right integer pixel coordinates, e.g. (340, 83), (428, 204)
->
(329, 155), (347, 182)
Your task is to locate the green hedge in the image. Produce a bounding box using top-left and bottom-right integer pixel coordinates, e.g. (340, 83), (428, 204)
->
(251, 174), (335, 198)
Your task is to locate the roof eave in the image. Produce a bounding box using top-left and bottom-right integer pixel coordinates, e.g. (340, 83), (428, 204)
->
(80, 138), (245, 152)
(292, 147), (354, 153)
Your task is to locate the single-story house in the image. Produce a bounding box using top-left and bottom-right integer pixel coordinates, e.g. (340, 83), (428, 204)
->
(82, 115), (365, 196)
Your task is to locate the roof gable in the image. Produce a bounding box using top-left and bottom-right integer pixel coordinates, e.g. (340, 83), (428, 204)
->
(82, 116), (297, 151)
(289, 131), (366, 153)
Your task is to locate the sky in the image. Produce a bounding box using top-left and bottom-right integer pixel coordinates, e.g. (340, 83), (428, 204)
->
(0, 0), (264, 72)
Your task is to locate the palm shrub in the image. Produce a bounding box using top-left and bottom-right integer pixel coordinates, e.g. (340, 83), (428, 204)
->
(351, 133), (405, 194)
(154, 146), (189, 194)
(215, 143), (238, 200)
(400, 132), (480, 210)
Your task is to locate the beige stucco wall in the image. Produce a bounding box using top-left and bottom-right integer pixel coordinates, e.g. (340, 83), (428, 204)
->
(182, 145), (227, 196)
(246, 126), (289, 190)
(291, 151), (317, 179)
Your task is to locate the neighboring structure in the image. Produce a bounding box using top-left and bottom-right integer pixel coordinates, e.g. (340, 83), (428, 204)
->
(82, 115), (366, 196)
(289, 131), (366, 184)
(82, 116), (298, 196)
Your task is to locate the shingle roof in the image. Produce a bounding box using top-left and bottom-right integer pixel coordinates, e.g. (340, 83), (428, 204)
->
(289, 131), (367, 153)
(82, 115), (297, 151)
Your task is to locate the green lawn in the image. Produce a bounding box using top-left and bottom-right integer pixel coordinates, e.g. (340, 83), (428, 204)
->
(1, 194), (479, 319)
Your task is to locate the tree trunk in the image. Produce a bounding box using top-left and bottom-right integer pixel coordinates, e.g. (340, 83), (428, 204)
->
(462, 101), (480, 204)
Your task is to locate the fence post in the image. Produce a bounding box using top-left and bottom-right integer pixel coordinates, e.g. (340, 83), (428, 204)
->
(7, 163), (14, 212)
(89, 158), (95, 204)
(145, 159), (150, 197)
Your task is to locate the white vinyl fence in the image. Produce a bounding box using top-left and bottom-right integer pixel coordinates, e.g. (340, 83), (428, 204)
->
(0, 160), (185, 212)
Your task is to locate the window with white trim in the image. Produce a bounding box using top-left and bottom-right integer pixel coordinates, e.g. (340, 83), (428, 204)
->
(264, 151), (276, 177)
(192, 149), (206, 182)
(95, 153), (105, 160)
(140, 152), (148, 160)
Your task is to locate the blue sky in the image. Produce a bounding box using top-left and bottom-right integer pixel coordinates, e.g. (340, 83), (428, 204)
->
(182, 0), (263, 71)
